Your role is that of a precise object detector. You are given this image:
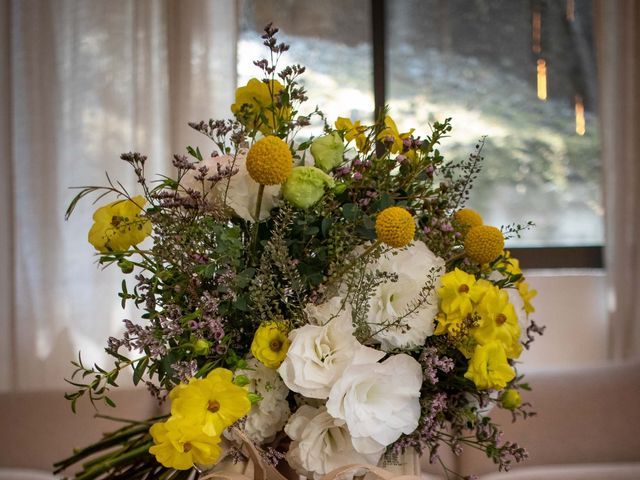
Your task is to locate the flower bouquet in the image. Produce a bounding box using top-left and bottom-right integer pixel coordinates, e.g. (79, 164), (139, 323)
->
(57, 24), (543, 480)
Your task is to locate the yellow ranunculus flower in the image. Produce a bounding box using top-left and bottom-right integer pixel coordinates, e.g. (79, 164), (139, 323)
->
(437, 268), (491, 319)
(231, 78), (290, 134)
(170, 368), (251, 437)
(149, 418), (221, 470)
(335, 117), (368, 152)
(498, 250), (523, 278)
(517, 281), (537, 315)
(250, 321), (291, 369)
(376, 115), (414, 154)
(473, 285), (522, 359)
(88, 195), (151, 253)
(464, 341), (515, 390)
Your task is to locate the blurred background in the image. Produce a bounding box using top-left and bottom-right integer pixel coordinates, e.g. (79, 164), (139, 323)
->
(0, 0), (639, 476)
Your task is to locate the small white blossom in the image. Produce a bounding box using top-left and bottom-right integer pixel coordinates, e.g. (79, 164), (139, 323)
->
(239, 358), (291, 444)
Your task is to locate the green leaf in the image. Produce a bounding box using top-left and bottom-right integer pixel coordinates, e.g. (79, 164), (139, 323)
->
(234, 294), (250, 311)
(342, 203), (360, 221)
(187, 146), (203, 161)
(321, 217), (332, 236)
(371, 192), (393, 212)
(133, 357), (149, 386)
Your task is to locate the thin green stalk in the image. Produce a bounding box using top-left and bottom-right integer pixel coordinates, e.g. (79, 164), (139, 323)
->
(251, 183), (266, 255)
(75, 442), (153, 480)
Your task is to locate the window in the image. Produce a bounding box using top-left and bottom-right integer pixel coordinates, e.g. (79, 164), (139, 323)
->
(238, 0), (602, 267)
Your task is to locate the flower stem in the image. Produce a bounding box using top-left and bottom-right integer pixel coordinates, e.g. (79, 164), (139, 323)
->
(251, 183), (266, 255)
(326, 240), (382, 288)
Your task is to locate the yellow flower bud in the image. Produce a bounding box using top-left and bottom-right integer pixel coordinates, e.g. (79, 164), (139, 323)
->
(500, 389), (522, 409)
(194, 338), (210, 356)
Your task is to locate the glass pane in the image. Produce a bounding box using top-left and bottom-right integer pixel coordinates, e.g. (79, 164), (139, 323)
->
(387, 0), (602, 247)
(238, 0), (374, 136)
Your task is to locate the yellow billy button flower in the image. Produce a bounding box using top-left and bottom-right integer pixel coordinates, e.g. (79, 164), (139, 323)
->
(231, 78), (290, 134)
(170, 368), (251, 437)
(464, 225), (505, 264)
(149, 418), (222, 470)
(251, 321), (291, 369)
(453, 208), (483, 236)
(375, 206), (416, 248)
(246, 136), (293, 185)
(88, 195), (151, 253)
(473, 285), (522, 359)
(464, 340), (516, 390)
(500, 389), (522, 410)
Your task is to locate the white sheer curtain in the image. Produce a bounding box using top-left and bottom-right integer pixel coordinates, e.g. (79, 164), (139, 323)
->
(595, 0), (640, 361)
(0, 0), (237, 391)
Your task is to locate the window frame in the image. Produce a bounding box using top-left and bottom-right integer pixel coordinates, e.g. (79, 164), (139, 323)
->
(371, 0), (603, 269)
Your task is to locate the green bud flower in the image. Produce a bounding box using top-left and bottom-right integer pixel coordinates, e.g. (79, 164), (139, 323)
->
(310, 132), (344, 172)
(117, 259), (134, 274)
(500, 389), (522, 410)
(233, 374), (250, 387)
(282, 166), (335, 209)
(194, 338), (210, 355)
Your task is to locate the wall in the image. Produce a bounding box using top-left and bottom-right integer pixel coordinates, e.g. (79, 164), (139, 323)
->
(518, 270), (608, 372)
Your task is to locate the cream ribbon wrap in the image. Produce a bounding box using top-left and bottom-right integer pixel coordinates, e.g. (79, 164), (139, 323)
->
(200, 429), (421, 480)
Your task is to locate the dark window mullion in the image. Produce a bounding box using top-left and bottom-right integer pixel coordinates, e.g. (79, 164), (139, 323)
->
(372, 0), (386, 119)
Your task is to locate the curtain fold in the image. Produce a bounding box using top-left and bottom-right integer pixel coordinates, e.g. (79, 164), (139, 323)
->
(1, 0), (236, 391)
(596, 0), (640, 360)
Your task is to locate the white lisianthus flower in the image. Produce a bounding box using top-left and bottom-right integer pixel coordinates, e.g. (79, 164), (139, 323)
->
(238, 359), (291, 444)
(180, 151), (279, 221)
(326, 353), (422, 449)
(366, 241), (445, 350)
(285, 405), (385, 480)
(278, 302), (385, 399)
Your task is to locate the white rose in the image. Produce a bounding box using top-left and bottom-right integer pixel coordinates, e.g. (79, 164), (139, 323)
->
(326, 353), (422, 449)
(366, 241), (445, 350)
(238, 359), (290, 444)
(180, 152), (279, 221)
(278, 303), (384, 399)
(285, 405), (384, 480)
